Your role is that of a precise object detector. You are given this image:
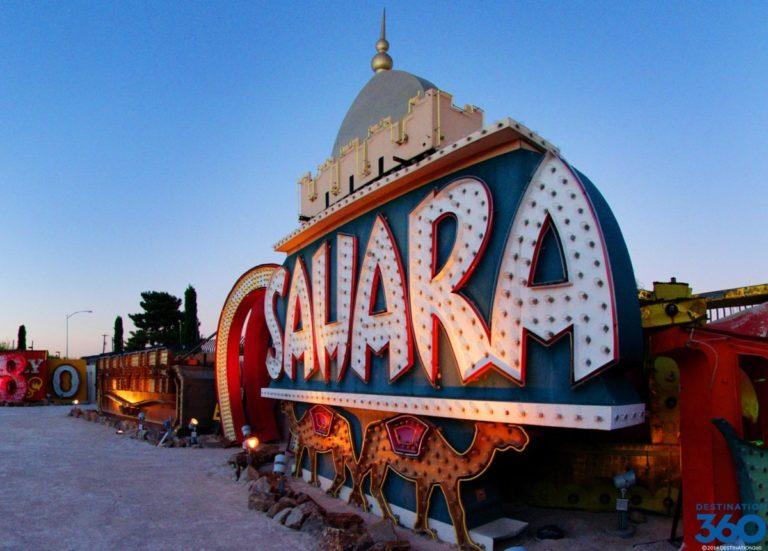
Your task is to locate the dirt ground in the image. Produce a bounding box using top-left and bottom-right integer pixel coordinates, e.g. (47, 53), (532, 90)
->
(0, 405), (313, 550)
(0, 406), (675, 550)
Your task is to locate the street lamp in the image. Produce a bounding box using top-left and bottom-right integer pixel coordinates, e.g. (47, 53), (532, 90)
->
(66, 310), (92, 358)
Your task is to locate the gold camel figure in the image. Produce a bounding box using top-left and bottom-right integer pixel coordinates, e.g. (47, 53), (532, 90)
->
(349, 417), (529, 551)
(281, 401), (355, 497)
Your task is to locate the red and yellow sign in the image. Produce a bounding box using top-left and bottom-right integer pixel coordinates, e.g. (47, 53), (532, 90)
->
(0, 351), (48, 403)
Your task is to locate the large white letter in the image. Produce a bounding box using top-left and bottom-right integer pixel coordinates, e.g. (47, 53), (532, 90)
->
(408, 178), (494, 384)
(264, 267), (289, 380)
(490, 153), (618, 383)
(312, 235), (356, 382)
(283, 257), (316, 380)
(350, 215), (412, 382)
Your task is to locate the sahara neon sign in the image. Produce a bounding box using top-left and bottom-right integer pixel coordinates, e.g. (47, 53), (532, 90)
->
(264, 153), (618, 387)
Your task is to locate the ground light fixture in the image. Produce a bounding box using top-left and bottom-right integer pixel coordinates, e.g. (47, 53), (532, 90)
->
(188, 418), (199, 445)
(72, 399), (79, 405)
(273, 452), (288, 495)
(244, 436), (260, 466)
(612, 469), (637, 538)
(157, 419), (173, 447)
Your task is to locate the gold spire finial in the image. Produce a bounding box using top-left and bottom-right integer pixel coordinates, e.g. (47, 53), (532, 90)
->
(371, 8), (393, 73)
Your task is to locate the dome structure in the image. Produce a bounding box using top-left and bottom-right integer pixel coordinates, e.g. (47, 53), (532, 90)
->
(331, 69), (437, 156)
(331, 9), (437, 156)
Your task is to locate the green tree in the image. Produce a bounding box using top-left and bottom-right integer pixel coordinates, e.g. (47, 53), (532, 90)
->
(125, 331), (148, 352)
(17, 325), (26, 350)
(113, 316), (124, 353)
(181, 285), (201, 349)
(126, 291), (182, 350)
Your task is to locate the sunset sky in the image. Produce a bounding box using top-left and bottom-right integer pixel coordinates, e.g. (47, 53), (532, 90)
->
(1, 1), (766, 357)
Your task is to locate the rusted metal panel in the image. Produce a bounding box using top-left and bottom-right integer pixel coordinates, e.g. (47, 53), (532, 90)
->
(97, 348), (216, 430)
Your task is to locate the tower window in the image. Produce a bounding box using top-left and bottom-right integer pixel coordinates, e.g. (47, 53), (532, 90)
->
(349, 175), (354, 194)
(378, 156), (385, 175)
(325, 192), (329, 209)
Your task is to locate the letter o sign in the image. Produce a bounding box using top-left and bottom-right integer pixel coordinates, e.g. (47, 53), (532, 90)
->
(52, 364), (80, 399)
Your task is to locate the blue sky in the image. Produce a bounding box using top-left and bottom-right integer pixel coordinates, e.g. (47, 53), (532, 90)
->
(1, 1), (766, 357)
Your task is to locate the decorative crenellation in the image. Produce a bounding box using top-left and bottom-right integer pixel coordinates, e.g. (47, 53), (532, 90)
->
(278, 117), (559, 254)
(299, 89), (483, 219)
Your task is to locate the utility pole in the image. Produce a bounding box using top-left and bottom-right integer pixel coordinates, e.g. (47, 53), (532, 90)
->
(102, 334), (108, 354)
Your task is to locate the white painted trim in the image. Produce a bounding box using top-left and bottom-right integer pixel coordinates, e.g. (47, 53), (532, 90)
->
(299, 468), (509, 549)
(262, 387), (645, 430)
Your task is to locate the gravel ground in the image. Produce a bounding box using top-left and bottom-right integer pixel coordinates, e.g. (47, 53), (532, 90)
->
(0, 406), (674, 551)
(0, 406), (315, 551)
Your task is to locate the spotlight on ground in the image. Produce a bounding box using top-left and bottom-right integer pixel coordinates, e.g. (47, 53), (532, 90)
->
(612, 469), (636, 538)
(188, 418), (199, 445)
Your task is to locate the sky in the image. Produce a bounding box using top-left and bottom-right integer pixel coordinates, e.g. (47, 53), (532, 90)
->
(1, 1), (766, 358)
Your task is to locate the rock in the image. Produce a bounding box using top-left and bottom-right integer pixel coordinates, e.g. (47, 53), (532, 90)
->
(295, 492), (312, 505)
(284, 506), (309, 529)
(536, 524), (565, 540)
(300, 513), (326, 536)
(245, 465), (260, 481)
(296, 498), (324, 516)
(318, 527), (362, 551)
(251, 473), (281, 496)
(273, 507), (293, 525)
(248, 443), (282, 468)
(367, 519), (398, 544)
(228, 451), (247, 480)
(353, 531), (373, 550)
(282, 500), (322, 531)
(248, 493), (277, 512)
(267, 496), (297, 518)
(197, 434), (227, 448)
(286, 498), (327, 534)
(198, 434), (226, 448)
(325, 512), (365, 532)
